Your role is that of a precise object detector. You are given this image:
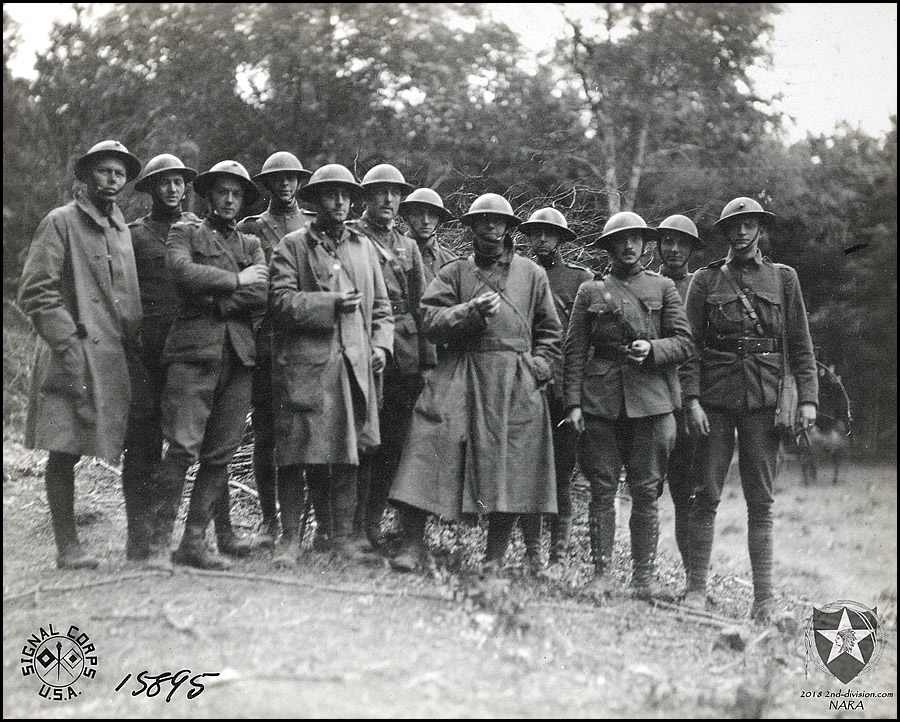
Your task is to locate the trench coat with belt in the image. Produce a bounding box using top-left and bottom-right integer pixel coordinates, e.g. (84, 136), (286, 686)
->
(389, 240), (563, 520)
(18, 193), (142, 459)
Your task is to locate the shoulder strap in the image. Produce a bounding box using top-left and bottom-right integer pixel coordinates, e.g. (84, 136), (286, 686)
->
(720, 264), (766, 337)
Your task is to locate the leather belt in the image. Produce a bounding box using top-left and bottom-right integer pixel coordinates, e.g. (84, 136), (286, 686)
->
(707, 336), (781, 354)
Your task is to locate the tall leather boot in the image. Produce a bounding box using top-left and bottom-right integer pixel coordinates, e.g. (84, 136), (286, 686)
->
(584, 502), (617, 597)
(121, 449), (152, 561)
(748, 517), (775, 621)
(213, 471), (252, 558)
(390, 503), (427, 572)
(673, 504), (691, 579)
(520, 514), (546, 576)
(46, 452), (99, 570)
(306, 466), (333, 551)
(629, 487), (666, 601)
(549, 513), (573, 565)
(684, 510), (716, 609)
(253, 442), (280, 547)
(173, 465), (232, 570)
(354, 455), (372, 538)
(273, 465), (304, 567)
(484, 513), (517, 575)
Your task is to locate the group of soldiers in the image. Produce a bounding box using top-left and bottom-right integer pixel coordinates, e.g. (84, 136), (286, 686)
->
(18, 139), (819, 621)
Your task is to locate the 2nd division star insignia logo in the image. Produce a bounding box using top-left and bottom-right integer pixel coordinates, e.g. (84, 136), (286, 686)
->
(805, 600), (885, 684)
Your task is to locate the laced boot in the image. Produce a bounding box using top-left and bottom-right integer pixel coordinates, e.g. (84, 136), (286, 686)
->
(390, 504), (428, 573)
(212, 470), (253, 558)
(483, 513), (516, 575)
(549, 513), (573, 566)
(629, 491), (669, 601)
(683, 511), (716, 610)
(306, 466), (333, 552)
(46, 452), (100, 570)
(144, 456), (189, 572)
(582, 503), (616, 598)
(253, 436), (280, 548)
(749, 518), (775, 622)
(172, 465), (231, 570)
(329, 465), (377, 563)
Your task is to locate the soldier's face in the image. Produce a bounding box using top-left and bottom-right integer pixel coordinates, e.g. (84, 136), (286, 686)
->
(317, 186), (352, 224)
(404, 206), (440, 242)
(609, 231), (645, 267)
(725, 217), (760, 253)
(151, 171), (186, 209)
(659, 234), (692, 269)
(266, 172), (300, 203)
(365, 184), (402, 226)
(471, 214), (508, 244)
(526, 226), (562, 257)
(88, 156), (128, 200)
(209, 177), (245, 220)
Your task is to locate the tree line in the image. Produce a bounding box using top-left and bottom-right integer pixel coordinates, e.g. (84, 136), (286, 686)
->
(3, 3), (896, 455)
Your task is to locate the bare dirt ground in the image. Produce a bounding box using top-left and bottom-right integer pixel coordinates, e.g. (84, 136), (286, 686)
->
(3, 438), (896, 719)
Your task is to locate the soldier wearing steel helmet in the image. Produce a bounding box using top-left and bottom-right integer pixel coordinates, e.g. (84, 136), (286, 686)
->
(235, 152), (314, 549)
(389, 193), (562, 573)
(18, 140), (143, 569)
(347, 164), (429, 550)
(268, 164), (393, 566)
(517, 208), (593, 574)
(399, 187), (459, 286)
(149, 160), (269, 571)
(563, 211), (693, 601)
(682, 197), (817, 621)
(654, 214), (704, 585)
(121, 153), (200, 564)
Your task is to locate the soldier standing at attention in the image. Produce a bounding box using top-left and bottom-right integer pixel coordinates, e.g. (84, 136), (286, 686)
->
(517, 208), (592, 574)
(654, 214), (704, 588)
(682, 197), (817, 621)
(399, 188), (458, 286)
(150, 161), (269, 570)
(18, 140), (143, 569)
(349, 164), (428, 550)
(564, 211), (693, 601)
(389, 193), (562, 574)
(236, 152), (313, 550)
(268, 164), (393, 565)
(123, 154), (199, 565)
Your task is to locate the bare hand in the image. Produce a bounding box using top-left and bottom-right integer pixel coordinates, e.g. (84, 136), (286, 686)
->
(337, 289), (362, 314)
(798, 402), (817, 430)
(687, 401), (710, 436)
(372, 347), (387, 374)
(626, 339), (651, 364)
(473, 291), (501, 318)
(566, 406), (585, 434)
(237, 263), (269, 287)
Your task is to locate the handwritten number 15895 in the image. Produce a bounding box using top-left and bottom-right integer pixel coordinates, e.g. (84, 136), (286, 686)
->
(115, 670), (220, 702)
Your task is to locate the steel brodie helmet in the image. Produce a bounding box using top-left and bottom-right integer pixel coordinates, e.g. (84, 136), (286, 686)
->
(518, 207), (576, 242)
(459, 193), (522, 227)
(360, 164), (415, 195)
(253, 152), (313, 184)
(597, 211), (657, 249)
(192, 160), (261, 205)
(134, 154), (197, 193)
(297, 164), (365, 203)
(74, 140), (142, 183)
(399, 188), (455, 223)
(657, 214), (704, 248)
(714, 197), (776, 229)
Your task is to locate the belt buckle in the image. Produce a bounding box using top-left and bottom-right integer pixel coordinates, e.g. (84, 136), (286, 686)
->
(736, 337), (747, 355)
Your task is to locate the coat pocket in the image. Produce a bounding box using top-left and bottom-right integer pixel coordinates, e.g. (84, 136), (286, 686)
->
(39, 341), (86, 400)
(274, 348), (330, 412)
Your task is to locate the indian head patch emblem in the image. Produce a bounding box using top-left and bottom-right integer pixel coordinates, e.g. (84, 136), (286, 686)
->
(805, 600), (884, 684)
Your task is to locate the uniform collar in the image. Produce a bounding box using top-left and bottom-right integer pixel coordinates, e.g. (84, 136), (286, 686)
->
(726, 248), (764, 267)
(659, 263), (688, 280)
(74, 191), (127, 231)
(309, 222), (348, 250)
(268, 199), (300, 218)
(610, 262), (644, 279)
(359, 213), (394, 238)
(206, 212), (237, 234)
(537, 251), (562, 269)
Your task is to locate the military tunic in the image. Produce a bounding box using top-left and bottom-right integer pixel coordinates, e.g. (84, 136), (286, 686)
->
(160, 213), (267, 465)
(419, 236), (459, 286)
(390, 239), (562, 520)
(19, 192), (142, 459)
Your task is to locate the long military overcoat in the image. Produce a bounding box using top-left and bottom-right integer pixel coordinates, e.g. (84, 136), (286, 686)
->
(269, 224), (394, 466)
(18, 193), (142, 459)
(389, 241), (563, 519)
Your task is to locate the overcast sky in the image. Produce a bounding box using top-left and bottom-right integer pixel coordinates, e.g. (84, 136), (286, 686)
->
(5, 2), (897, 143)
